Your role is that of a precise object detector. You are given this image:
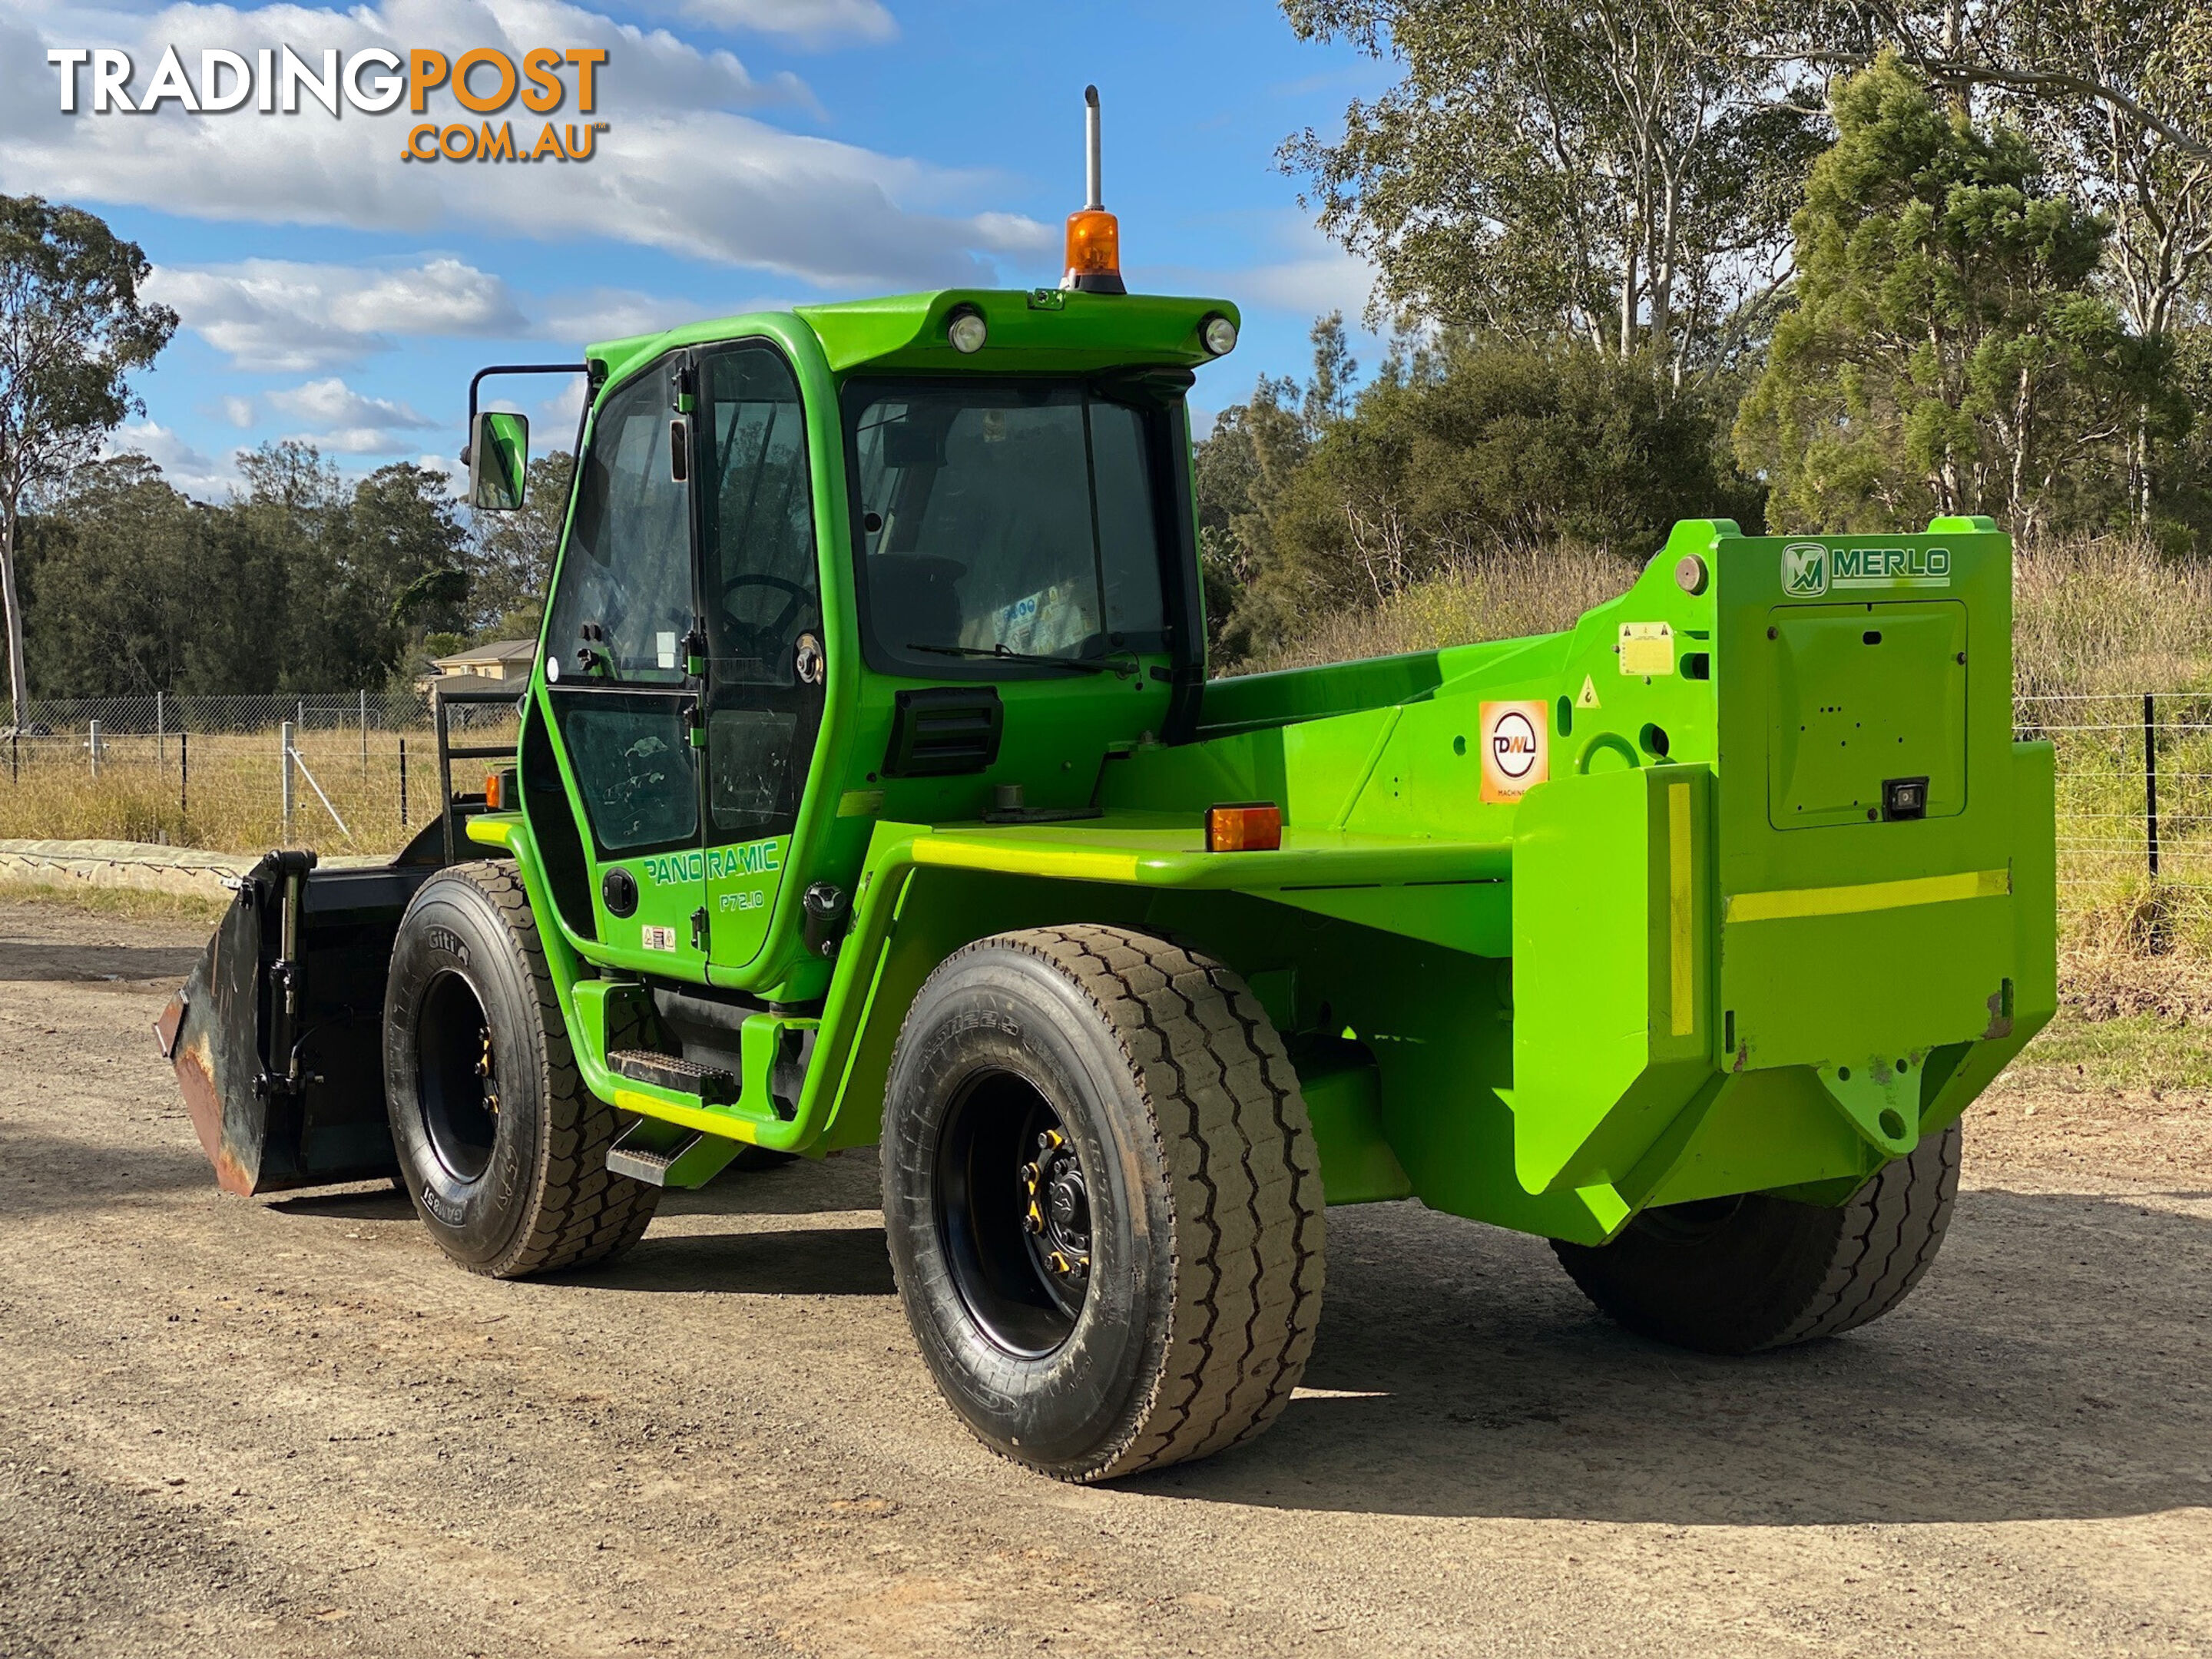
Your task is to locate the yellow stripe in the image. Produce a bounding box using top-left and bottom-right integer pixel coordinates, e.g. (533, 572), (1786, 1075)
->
(1726, 867), (2009, 925)
(611, 1088), (763, 1144)
(911, 838), (1142, 883)
(1667, 782), (1694, 1036)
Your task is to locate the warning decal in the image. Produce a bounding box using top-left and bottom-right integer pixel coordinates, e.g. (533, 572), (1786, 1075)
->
(1480, 700), (1550, 803)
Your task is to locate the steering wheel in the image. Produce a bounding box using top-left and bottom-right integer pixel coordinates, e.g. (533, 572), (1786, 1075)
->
(718, 573), (811, 663)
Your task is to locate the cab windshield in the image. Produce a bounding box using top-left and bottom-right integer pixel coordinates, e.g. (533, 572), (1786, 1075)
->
(846, 380), (1169, 675)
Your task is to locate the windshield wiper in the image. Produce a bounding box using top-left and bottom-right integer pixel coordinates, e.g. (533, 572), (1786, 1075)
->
(905, 642), (1111, 674)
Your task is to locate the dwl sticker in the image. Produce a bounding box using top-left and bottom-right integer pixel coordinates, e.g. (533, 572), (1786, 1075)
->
(1577, 674), (1601, 710)
(1480, 700), (1549, 803)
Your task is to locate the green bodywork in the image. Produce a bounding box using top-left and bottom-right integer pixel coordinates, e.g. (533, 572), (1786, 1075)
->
(471, 288), (2055, 1245)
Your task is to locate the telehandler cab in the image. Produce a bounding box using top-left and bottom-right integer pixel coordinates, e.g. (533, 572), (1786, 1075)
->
(161, 91), (2055, 1483)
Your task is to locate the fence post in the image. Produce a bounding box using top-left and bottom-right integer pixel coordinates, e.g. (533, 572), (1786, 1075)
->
(281, 719), (296, 840)
(2145, 692), (2161, 883)
(180, 730), (188, 817)
(359, 687), (369, 778)
(2145, 692), (2164, 955)
(156, 689), (165, 768)
(399, 736), (409, 828)
(88, 718), (101, 779)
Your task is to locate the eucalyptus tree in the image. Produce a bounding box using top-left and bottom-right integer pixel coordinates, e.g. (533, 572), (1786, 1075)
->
(1279, 0), (1825, 387)
(0, 195), (177, 726)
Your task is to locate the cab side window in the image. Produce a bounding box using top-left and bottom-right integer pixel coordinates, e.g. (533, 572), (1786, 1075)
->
(546, 368), (692, 685)
(542, 362), (699, 854)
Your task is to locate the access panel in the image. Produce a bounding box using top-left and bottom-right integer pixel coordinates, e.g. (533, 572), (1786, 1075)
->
(1767, 601), (1966, 830)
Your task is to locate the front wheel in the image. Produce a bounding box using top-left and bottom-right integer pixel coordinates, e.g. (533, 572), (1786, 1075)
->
(1552, 1119), (1962, 1354)
(383, 862), (657, 1278)
(882, 926), (1326, 1482)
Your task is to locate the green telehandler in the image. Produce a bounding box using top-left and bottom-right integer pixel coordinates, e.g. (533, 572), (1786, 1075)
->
(159, 93), (2055, 1483)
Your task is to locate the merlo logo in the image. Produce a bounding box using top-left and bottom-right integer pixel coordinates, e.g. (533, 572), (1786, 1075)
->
(1780, 541), (1828, 598)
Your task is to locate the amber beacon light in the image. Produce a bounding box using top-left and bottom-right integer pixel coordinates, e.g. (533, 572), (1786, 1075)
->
(1061, 85), (1127, 295)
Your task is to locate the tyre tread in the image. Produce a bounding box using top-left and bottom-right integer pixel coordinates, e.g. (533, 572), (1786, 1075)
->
(911, 924), (1325, 1482)
(425, 862), (658, 1280)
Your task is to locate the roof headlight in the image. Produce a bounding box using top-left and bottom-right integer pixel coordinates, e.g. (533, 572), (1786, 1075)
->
(947, 306), (988, 354)
(1201, 313), (1237, 356)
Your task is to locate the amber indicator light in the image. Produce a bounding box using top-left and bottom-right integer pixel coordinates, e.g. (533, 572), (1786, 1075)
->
(1205, 803), (1283, 853)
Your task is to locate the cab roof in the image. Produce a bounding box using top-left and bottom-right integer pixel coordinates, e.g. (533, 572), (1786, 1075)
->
(584, 288), (1240, 394)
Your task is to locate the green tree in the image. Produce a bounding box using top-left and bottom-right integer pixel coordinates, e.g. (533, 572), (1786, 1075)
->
(1211, 333), (1760, 657)
(0, 195), (177, 724)
(1280, 0), (1823, 383)
(1778, 1), (2212, 520)
(1194, 376), (1310, 660)
(17, 456), (204, 696)
(1734, 53), (2144, 531)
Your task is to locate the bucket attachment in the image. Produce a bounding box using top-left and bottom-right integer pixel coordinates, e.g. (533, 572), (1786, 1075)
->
(157, 847), (436, 1195)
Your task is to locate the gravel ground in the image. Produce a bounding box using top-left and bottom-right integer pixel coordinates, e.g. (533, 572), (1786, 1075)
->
(1, 898), (2207, 1659)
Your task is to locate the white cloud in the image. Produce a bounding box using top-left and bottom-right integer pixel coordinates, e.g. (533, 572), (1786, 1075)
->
(0, 0), (1044, 292)
(269, 376), (435, 432)
(148, 257), (531, 372)
(219, 396), (255, 428)
(535, 287), (717, 344)
(103, 420), (237, 496)
(664, 0), (897, 45)
(307, 426), (435, 455)
(264, 376), (438, 454)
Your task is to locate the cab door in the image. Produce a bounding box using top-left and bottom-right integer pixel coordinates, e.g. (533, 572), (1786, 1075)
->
(693, 342), (825, 976)
(538, 353), (709, 973)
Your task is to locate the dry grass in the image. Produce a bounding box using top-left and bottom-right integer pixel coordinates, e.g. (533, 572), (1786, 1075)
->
(0, 876), (229, 929)
(1237, 543), (1640, 675)
(2010, 535), (2212, 959)
(0, 722), (510, 859)
(2014, 535), (2212, 700)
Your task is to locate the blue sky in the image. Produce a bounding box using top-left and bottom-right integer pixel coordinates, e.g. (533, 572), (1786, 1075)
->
(0, 0), (1388, 497)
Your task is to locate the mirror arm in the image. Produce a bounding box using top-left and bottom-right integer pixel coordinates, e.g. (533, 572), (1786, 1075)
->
(466, 361), (592, 431)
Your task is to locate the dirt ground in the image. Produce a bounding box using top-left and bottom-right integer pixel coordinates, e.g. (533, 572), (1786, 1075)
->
(2, 899), (2207, 1659)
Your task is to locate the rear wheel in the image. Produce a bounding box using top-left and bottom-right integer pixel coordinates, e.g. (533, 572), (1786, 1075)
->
(882, 926), (1326, 1482)
(384, 862), (657, 1278)
(1552, 1120), (1961, 1354)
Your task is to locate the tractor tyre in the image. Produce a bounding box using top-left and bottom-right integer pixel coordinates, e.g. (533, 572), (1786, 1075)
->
(383, 861), (659, 1278)
(882, 926), (1326, 1482)
(1551, 1119), (1961, 1355)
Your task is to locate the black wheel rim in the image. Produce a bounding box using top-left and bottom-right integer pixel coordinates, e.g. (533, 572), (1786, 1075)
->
(416, 970), (500, 1184)
(935, 1068), (1091, 1359)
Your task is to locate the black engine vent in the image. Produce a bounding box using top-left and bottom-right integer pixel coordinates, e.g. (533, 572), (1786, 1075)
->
(882, 686), (1003, 777)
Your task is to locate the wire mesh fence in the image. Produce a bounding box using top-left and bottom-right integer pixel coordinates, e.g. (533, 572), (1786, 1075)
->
(2017, 689), (2212, 953)
(0, 684), (2205, 954)
(0, 688), (521, 858)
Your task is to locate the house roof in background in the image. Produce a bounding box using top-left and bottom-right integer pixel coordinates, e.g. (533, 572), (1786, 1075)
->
(432, 638), (538, 667)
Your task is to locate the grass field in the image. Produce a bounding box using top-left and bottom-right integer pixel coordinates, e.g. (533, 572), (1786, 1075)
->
(4, 535), (2204, 966)
(0, 718), (514, 861)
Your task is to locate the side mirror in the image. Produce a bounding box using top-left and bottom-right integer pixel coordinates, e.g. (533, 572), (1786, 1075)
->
(469, 410), (529, 512)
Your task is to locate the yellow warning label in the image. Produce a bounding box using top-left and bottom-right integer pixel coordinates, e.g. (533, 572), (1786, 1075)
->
(1619, 621), (1675, 676)
(1576, 674), (1601, 709)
